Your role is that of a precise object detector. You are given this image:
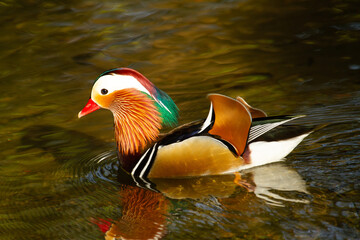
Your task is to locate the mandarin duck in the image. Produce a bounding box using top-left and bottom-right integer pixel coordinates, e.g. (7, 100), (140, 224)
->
(78, 68), (312, 180)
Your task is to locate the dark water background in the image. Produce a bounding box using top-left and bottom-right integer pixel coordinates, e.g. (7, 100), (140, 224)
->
(0, 0), (359, 239)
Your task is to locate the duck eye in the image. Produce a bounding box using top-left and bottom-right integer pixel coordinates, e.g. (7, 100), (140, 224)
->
(101, 88), (108, 95)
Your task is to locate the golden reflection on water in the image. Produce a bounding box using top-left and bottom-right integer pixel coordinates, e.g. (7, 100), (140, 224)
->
(92, 163), (309, 240)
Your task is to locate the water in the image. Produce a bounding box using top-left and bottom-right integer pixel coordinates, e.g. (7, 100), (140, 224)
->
(0, 0), (359, 239)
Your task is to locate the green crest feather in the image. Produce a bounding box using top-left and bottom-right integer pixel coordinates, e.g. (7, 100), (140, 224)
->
(154, 88), (179, 127)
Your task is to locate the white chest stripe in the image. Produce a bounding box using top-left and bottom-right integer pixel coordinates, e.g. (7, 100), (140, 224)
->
(131, 144), (158, 190)
(131, 143), (157, 177)
(139, 143), (157, 179)
(131, 147), (151, 176)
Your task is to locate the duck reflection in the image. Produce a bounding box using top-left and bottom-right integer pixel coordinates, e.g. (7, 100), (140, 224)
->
(244, 163), (309, 206)
(94, 185), (169, 240)
(96, 162), (309, 239)
(150, 163), (309, 206)
(21, 125), (309, 240)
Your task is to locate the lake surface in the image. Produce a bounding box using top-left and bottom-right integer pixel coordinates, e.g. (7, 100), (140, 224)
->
(0, 0), (359, 239)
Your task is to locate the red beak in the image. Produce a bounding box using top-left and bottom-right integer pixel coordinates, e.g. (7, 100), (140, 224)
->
(78, 98), (101, 118)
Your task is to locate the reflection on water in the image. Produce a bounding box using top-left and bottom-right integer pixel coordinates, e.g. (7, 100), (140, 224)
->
(94, 185), (169, 240)
(100, 163), (310, 239)
(19, 125), (311, 239)
(0, 0), (359, 239)
(247, 164), (309, 206)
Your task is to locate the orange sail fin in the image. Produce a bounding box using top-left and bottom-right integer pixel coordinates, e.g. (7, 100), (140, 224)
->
(208, 94), (252, 156)
(236, 96), (267, 119)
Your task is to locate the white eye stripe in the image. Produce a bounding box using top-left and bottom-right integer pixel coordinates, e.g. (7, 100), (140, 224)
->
(91, 74), (151, 98)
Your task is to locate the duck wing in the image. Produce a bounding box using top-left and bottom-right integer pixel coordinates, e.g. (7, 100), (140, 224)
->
(248, 115), (304, 143)
(132, 94), (252, 179)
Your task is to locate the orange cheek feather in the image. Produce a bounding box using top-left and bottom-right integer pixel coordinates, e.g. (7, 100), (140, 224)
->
(93, 92), (116, 109)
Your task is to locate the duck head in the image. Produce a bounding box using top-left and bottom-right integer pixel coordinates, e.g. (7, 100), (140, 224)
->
(78, 68), (178, 159)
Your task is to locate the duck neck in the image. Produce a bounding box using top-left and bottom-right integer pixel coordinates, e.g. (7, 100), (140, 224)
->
(109, 90), (162, 170)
